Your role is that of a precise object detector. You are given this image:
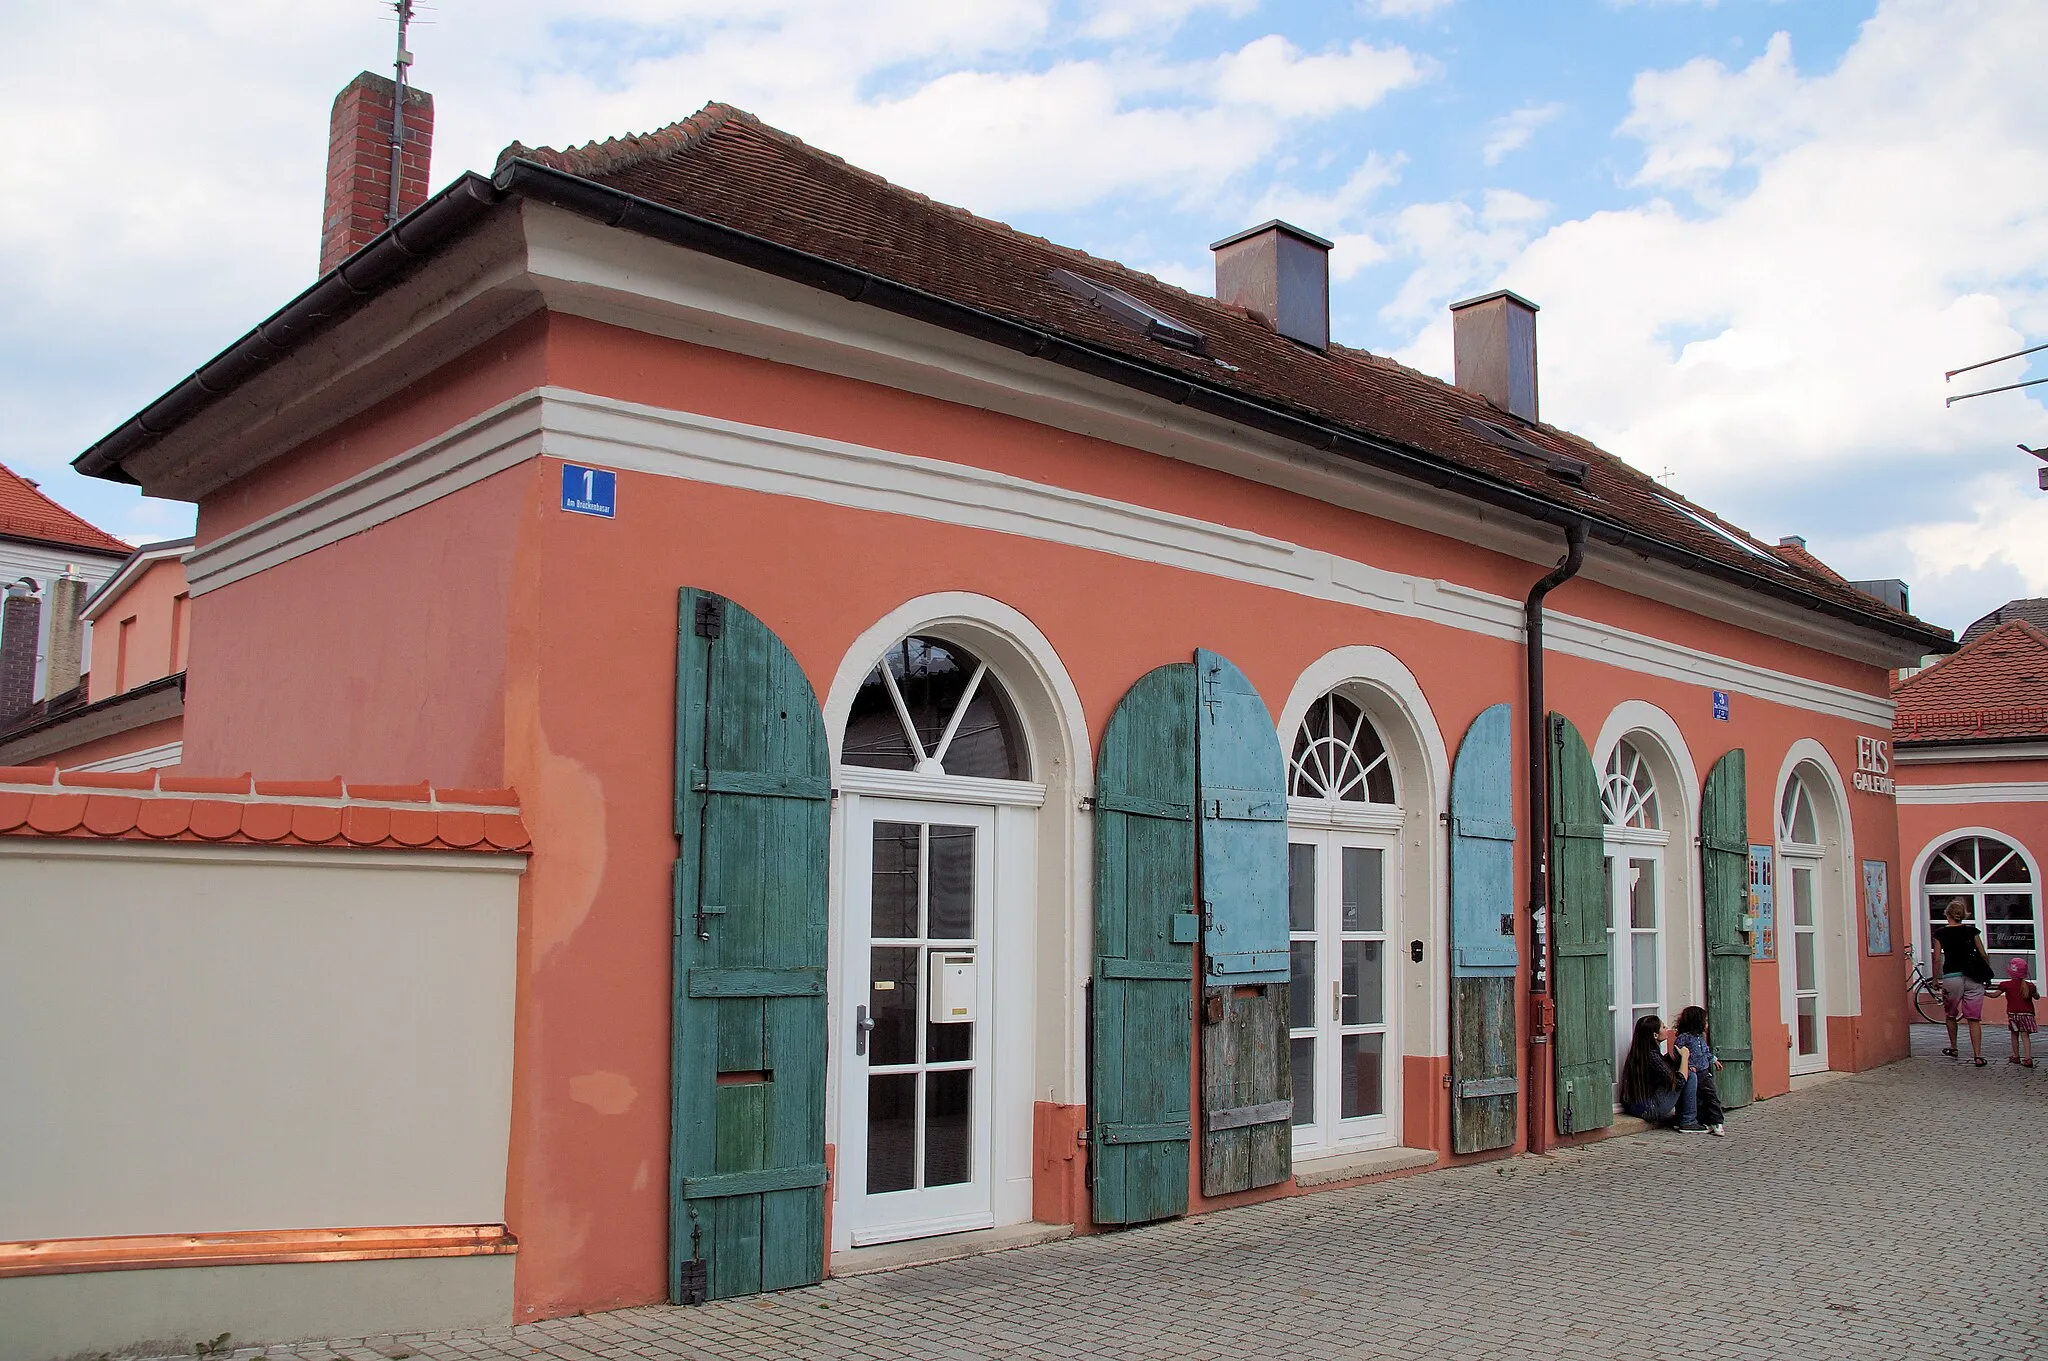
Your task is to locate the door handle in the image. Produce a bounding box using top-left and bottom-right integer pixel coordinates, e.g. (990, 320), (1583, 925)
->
(855, 1003), (875, 1056)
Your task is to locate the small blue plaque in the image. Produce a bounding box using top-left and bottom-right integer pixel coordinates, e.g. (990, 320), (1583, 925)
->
(561, 464), (617, 519)
(1712, 690), (1730, 721)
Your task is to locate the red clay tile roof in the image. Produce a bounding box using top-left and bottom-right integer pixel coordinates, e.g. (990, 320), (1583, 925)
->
(0, 460), (131, 555)
(0, 767), (529, 852)
(1893, 620), (2048, 742)
(502, 104), (1941, 644)
(1769, 540), (1850, 587)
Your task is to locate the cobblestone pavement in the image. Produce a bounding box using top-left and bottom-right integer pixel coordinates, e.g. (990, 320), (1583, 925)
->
(200, 1028), (2043, 1361)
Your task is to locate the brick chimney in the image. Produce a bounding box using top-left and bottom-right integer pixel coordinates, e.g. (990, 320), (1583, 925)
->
(0, 580), (41, 725)
(319, 71), (434, 274)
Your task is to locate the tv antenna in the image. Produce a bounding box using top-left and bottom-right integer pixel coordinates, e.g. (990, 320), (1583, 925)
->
(1945, 340), (2047, 407)
(386, 0), (417, 228)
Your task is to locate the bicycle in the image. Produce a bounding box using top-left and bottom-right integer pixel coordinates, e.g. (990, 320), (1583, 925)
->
(1906, 951), (1945, 1025)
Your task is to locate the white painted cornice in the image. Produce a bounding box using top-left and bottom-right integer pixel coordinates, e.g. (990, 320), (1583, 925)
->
(1896, 781), (2048, 805)
(186, 387), (1895, 729)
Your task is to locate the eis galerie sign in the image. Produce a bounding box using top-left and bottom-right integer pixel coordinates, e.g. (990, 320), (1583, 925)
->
(1853, 736), (1895, 797)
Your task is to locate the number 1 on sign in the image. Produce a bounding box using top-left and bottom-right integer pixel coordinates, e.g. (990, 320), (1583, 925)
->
(584, 469), (595, 503)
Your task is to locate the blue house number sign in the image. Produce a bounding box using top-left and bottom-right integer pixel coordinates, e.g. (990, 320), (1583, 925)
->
(1712, 690), (1731, 721)
(561, 464), (617, 519)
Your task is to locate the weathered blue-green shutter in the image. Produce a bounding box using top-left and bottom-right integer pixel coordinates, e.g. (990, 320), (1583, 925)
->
(671, 589), (830, 1303)
(1449, 703), (1520, 1153)
(1701, 750), (1754, 1108)
(1193, 649), (1290, 1196)
(1549, 712), (1612, 1136)
(1091, 664), (1197, 1226)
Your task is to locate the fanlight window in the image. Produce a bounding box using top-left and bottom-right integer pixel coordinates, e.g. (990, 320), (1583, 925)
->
(1290, 692), (1396, 804)
(1925, 835), (2038, 980)
(1779, 773), (1819, 845)
(843, 635), (1029, 781)
(1601, 740), (1661, 831)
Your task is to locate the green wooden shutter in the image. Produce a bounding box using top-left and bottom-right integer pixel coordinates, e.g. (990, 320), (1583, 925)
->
(670, 589), (830, 1303)
(1701, 749), (1754, 1109)
(1549, 712), (1612, 1136)
(1449, 703), (1520, 1154)
(1193, 649), (1290, 1197)
(1091, 663), (1197, 1226)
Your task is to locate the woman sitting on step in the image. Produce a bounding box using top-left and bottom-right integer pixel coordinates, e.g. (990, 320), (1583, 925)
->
(1617, 1013), (1686, 1126)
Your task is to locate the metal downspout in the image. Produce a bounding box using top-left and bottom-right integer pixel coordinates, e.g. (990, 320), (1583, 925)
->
(1523, 517), (1586, 1157)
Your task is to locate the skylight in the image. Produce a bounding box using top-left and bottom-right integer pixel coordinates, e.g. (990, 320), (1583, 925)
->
(1654, 491), (1779, 563)
(1049, 268), (1206, 353)
(1458, 414), (1588, 487)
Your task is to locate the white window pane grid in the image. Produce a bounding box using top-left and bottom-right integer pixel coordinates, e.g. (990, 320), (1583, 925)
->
(1919, 835), (2040, 986)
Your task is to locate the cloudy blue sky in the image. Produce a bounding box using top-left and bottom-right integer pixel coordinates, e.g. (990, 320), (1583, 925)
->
(4, 0), (2044, 634)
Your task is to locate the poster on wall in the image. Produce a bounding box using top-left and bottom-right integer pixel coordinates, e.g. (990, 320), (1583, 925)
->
(1863, 859), (1892, 955)
(1748, 844), (1776, 962)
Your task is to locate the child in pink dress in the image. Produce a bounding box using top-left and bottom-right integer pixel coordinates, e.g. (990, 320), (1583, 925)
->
(1999, 957), (2039, 1068)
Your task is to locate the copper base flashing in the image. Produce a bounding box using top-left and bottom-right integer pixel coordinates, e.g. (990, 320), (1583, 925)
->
(0, 1223), (516, 1279)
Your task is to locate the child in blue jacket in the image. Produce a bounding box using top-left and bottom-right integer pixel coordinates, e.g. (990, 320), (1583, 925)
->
(1671, 1005), (1726, 1137)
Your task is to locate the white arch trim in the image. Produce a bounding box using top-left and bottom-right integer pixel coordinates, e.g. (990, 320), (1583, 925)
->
(1277, 645), (1451, 1059)
(1907, 826), (2045, 968)
(1591, 701), (1703, 843)
(1772, 737), (1862, 1017)
(1276, 646), (1451, 817)
(822, 591), (1091, 789)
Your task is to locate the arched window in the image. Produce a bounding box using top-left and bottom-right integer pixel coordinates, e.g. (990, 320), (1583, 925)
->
(1601, 740), (1662, 831)
(1289, 692), (1396, 804)
(1775, 762), (1835, 1070)
(1925, 835), (2040, 981)
(843, 635), (1029, 780)
(1285, 689), (1400, 1153)
(1779, 774), (1819, 846)
(1599, 736), (1669, 1079)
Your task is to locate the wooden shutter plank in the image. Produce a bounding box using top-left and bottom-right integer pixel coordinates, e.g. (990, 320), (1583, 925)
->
(1549, 713), (1613, 1136)
(1700, 750), (1754, 1109)
(671, 589), (829, 1304)
(1091, 664), (1196, 1227)
(1449, 703), (1520, 1154)
(1193, 649), (1291, 1197)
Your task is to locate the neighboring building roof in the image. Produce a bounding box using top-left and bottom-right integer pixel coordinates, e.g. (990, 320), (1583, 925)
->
(0, 766), (531, 852)
(0, 460), (132, 556)
(80, 536), (193, 622)
(1893, 619), (2048, 743)
(0, 670), (182, 765)
(71, 105), (1950, 652)
(1959, 598), (2048, 645)
(1769, 537), (1851, 586)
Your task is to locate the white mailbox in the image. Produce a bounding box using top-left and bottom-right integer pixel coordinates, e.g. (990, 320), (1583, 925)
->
(930, 951), (976, 1024)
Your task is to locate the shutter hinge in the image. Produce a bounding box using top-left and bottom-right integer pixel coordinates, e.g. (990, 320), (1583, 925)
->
(1078, 795), (1096, 813)
(693, 595), (724, 639)
(1500, 913), (1515, 937)
(1201, 899), (1215, 929)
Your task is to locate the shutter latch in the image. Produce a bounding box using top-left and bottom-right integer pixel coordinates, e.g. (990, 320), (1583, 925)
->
(693, 595), (724, 639)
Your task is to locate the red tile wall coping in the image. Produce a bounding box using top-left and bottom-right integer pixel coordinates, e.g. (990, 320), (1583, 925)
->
(0, 767), (528, 853)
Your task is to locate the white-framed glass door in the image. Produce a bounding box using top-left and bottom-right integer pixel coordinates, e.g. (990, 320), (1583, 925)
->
(1781, 854), (1826, 1072)
(1287, 829), (1397, 1153)
(840, 797), (997, 1246)
(1603, 846), (1665, 1079)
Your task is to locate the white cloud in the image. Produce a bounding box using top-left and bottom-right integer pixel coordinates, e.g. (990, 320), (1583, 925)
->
(1379, 0), (2048, 631)
(1082, 0), (1257, 41)
(1481, 101), (1563, 166)
(1211, 36), (1434, 118)
(1359, 0), (1457, 17)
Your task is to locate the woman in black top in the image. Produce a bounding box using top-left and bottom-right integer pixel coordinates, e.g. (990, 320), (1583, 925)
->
(1618, 1013), (1682, 1124)
(1933, 900), (1996, 1066)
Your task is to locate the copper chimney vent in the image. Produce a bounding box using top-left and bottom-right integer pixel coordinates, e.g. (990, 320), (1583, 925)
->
(1450, 289), (1540, 422)
(1211, 220), (1332, 351)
